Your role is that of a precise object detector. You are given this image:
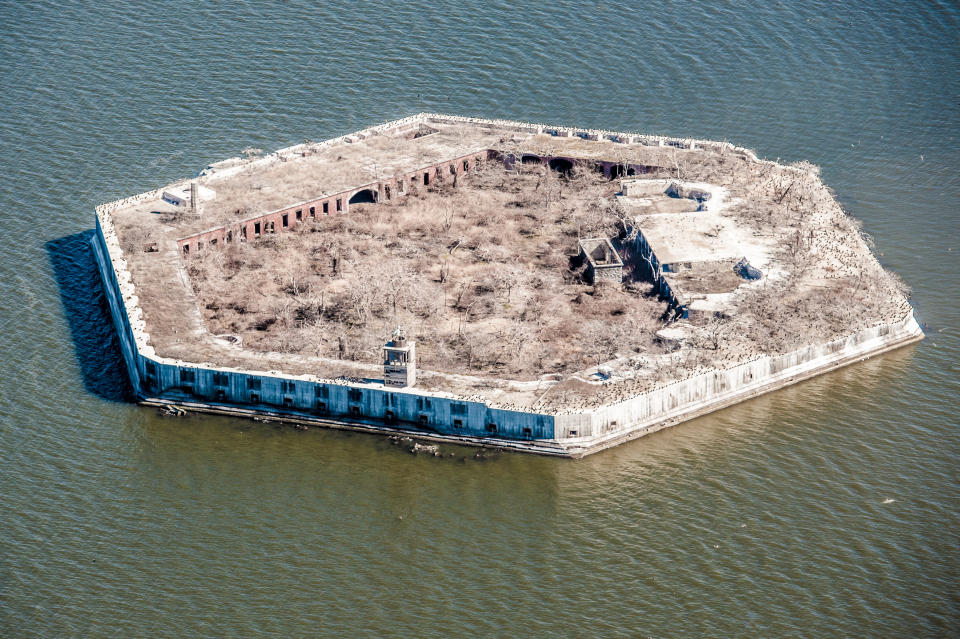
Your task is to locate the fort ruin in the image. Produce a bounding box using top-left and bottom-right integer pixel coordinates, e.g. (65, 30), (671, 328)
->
(93, 114), (923, 457)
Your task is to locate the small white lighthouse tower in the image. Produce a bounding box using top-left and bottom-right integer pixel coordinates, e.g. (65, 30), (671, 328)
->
(383, 327), (416, 388)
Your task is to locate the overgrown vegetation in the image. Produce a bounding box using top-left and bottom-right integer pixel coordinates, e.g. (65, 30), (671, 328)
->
(187, 164), (669, 379)
(114, 125), (913, 408)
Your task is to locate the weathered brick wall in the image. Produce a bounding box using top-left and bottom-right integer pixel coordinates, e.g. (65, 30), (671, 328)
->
(176, 151), (486, 257)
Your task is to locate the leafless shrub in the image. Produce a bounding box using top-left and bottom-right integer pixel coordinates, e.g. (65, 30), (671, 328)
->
(150, 128), (908, 393)
(187, 165), (668, 378)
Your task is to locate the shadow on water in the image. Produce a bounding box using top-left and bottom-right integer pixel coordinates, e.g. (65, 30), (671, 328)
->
(46, 230), (132, 402)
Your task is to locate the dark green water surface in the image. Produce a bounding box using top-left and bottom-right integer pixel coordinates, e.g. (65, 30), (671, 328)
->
(1, 1), (957, 636)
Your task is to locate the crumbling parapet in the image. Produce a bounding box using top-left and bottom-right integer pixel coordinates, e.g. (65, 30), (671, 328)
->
(579, 238), (623, 285)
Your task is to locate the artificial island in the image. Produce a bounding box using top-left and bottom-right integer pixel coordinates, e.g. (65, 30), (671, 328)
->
(93, 114), (923, 457)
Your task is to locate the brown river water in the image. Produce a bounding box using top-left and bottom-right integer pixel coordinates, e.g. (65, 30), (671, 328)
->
(1, 1), (957, 636)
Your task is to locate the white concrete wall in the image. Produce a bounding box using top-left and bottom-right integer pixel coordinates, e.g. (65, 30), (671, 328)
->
(553, 312), (923, 447)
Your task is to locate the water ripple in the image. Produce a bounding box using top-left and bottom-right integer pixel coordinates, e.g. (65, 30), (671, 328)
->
(0, 0), (958, 637)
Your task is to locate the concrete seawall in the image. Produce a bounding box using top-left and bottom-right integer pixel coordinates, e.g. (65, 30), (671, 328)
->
(93, 213), (922, 457)
(554, 313), (923, 456)
(91, 217), (557, 447)
(91, 113), (924, 457)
